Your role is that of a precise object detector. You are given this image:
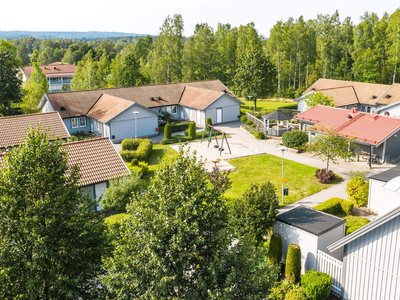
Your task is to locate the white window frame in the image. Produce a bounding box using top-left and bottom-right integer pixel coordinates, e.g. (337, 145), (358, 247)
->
(71, 117), (78, 128)
(172, 106), (177, 114)
(190, 108), (193, 116)
(79, 117), (86, 127)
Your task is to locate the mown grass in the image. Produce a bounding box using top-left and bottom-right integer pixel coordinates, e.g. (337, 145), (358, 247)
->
(240, 99), (297, 114)
(225, 154), (341, 207)
(335, 213), (370, 236)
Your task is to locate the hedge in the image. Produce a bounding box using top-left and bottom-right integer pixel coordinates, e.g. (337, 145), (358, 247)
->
(285, 244), (301, 284)
(282, 130), (308, 149)
(240, 115), (247, 123)
(269, 281), (294, 300)
(313, 197), (354, 216)
(188, 122), (196, 139)
(301, 271), (332, 300)
(284, 287), (308, 300)
(268, 233), (282, 266)
(119, 139), (153, 162)
(164, 123), (172, 139)
(159, 122), (191, 133)
(121, 138), (142, 151)
(160, 138), (176, 145)
(253, 131), (265, 139)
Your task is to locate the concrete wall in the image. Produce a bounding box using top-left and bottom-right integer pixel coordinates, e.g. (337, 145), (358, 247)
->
(368, 179), (400, 215)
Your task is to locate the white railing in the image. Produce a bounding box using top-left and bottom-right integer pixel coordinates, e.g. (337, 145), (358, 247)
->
(316, 250), (343, 295)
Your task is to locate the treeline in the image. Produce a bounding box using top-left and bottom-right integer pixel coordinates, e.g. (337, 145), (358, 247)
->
(1, 30), (146, 40)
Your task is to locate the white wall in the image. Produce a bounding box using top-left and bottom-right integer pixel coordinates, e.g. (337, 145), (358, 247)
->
(368, 179), (400, 215)
(377, 102), (400, 118)
(318, 225), (345, 261)
(206, 95), (241, 124)
(274, 221), (319, 274)
(41, 98), (54, 113)
(183, 107), (205, 125)
(297, 98), (308, 112)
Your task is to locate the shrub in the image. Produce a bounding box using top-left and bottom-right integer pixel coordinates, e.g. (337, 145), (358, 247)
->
(315, 169), (334, 184)
(131, 158), (138, 166)
(121, 138), (141, 150)
(164, 123), (172, 139)
(174, 136), (192, 142)
(240, 115), (247, 123)
(188, 122), (196, 139)
(160, 138), (176, 145)
(130, 161), (149, 177)
(282, 130), (308, 149)
(253, 131), (265, 139)
(246, 120), (253, 125)
(269, 281), (295, 300)
(206, 117), (212, 130)
(346, 171), (369, 207)
(251, 123), (257, 128)
(284, 287), (308, 300)
(313, 197), (354, 216)
(301, 271), (332, 300)
(119, 150), (137, 162)
(285, 244), (301, 283)
(119, 139), (153, 162)
(268, 233), (282, 266)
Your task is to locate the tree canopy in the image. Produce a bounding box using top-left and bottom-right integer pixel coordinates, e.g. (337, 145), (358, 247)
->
(305, 91), (334, 108)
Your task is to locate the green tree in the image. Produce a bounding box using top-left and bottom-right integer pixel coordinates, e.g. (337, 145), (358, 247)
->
(309, 125), (356, 172)
(30, 49), (39, 64)
(0, 38), (22, 116)
(71, 50), (98, 91)
(107, 53), (124, 87)
(164, 122), (172, 139)
(96, 50), (110, 89)
(188, 121), (196, 139)
(121, 52), (144, 86)
(215, 23), (237, 88)
(17, 43), (30, 66)
(20, 62), (49, 114)
(102, 147), (279, 298)
(346, 171), (369, 207)
(229, 182), (278, 245)
(0, 127), (108, 299)
(305, 91), (334, 108)
(285, 244), (301, 283)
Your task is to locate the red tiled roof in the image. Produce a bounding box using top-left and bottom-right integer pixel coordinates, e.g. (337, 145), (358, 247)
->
(294, 105), (400, 146)
(23, 63), (76, 76)
(0, 112), (70, 148)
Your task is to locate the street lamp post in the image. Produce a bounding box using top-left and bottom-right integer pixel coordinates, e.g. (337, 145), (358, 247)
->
(247, 96), (253, 112)
(132, 111), (139, 139)
(279, 146), (287, 204)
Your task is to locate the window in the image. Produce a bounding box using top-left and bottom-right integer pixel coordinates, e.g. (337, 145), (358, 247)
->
(190, 108), (193, 116)
(167, 106), (171, 113)
(71, 118), (78, 128)
(172, 106), (177, 114)
(79, 117), (86, 127)
(367, 106), (371, 113)
(361, 105), (365, 112)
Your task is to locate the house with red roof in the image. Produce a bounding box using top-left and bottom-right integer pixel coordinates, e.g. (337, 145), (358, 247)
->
(294, 105), (400, 164)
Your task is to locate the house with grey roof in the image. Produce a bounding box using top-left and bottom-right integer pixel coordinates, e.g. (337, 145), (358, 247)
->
(38, 79), (243, 141)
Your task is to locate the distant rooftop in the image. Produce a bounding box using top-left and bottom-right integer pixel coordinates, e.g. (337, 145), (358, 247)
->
(277, 206), (346, 236)
(370, 167), (400, 183)
(23, 63), (76, 76)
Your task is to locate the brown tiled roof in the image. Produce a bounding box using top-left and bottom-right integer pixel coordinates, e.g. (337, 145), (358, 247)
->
(179, 86), (225, 110)
(87, 94), (135, 123)
(23, 63), (76, 76)
(64, 137), (130, 186)
(376, 83), (400, 105)
(44, 80), (233, 118)
(304, 79), (390, 106)
(319, 86), (359, 107)
(0, 112), (70, 149)
(0, 137), (130, 187)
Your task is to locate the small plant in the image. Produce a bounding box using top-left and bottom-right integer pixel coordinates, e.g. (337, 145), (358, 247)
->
(253, 131), (265, 139)
(285, 244), (301, 283)
(164, 122), (172, 139)
(240, 115), (247, 123)
(268, 233), (282, 266)
(346, 171), (369, 207)
(269, 281), (295, 300)
(282, 130), (308, 149)
(188, 122), (196, 139)
(301, 271), (332, 300)
(251, 123), (257, 128)
(315, 168), (334, 184)
(206, 117), (212, 131)
(131, 158), (138, 166)
(284, 287), (308, 300)
(246, 120), (253, 125)
(160, 138), (176, 145)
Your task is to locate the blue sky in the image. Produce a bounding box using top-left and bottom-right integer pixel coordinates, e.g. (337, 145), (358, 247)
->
(2, 0), (399, 37)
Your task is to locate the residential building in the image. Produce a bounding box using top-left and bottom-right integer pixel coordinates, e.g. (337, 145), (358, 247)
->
(22, 62), (76, 93)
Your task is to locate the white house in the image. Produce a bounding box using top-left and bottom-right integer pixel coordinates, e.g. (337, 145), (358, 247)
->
(38, 80), (243, 141)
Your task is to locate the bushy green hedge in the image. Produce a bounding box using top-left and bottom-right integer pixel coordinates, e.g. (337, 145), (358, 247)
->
(253, 131), (265, 139)
(240, 115), (247, 123)
(121, 138), (142, 151)
(282, 130), (308, 149)
(164, 123), (172, 139)
(130, 161), (149, 177)
(119, 139), (153, 162)
(284, 287), (308, 300)
(159, 122), (191, 133)
(346, 171), (369, 207)
(301, 271), (332, 300)
(188, 122), (196, 139)
(285, 244), (301, 284)
(246, 120), (253, 125)
(268, 233), (282, 266)
(160, 138), (176, 145)
(313, 197), (354, 216)
(269, 281), (294, 300)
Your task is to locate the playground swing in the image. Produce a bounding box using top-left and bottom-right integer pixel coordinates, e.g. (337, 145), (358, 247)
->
(200, 124), (231, 156)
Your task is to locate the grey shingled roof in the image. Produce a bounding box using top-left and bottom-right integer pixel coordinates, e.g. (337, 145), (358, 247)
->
(262, 110), (293, 121)
(369, 167), (400, 183)
(277, 205), (346, 236)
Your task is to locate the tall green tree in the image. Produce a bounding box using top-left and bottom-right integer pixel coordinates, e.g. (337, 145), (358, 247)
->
(0, 127), (108, 299)
(71, 50), (98, 91)
(102, 147), (279, 298)
(0, 39), (22, 116)
(215, 23), (237, 87)
(17, 43), (30, 66)
(121, 52), (144, 86)
(387, 9), (400, 83)
(20, 63), (49, 114)
(107, 53), (124, 88)
(305, 91), (334, 108)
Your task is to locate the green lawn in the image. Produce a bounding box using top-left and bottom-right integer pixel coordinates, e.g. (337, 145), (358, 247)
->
(336, 213), (370, 235)
(241, 99), (297, 114)
(226, 154), (340, 206)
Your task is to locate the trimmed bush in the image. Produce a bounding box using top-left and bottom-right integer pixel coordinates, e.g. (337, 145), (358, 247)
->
(164, 123), (172, 139)
(253, 131), (265, 139)
(268, 233), (282, 266)
(315, 169), (334, 184)
(240, 115), (247, 123)
(131, 158), (138, 166)
(251, 123), (257, 128)
(269, 281), (295, 300)
(246, 120), (253, 125)
(119, 139), (153, 162)
(119, 150), (137, 162)
(282, 130), (308, 149)
(313, 197), (354, 216)
(206, 117), (212, 130)
(160, 122), (191, 133)
(121, 138), (142, 151)
(160, 138), (176, 145)
(284, 287), (308, 300)
(285, 244), (301, 283)
(301, 270), (332, 300)
(130, 161), (149, 177)
(173, 135), (192, 142)
(188, 122), (196, 139)
(346, 171), (369, 207)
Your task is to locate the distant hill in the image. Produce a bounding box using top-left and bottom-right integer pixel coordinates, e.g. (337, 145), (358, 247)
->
(0, 31), (151, 40)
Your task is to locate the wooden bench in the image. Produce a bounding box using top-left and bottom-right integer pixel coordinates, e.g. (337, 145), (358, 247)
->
(360, 151), (378, 163)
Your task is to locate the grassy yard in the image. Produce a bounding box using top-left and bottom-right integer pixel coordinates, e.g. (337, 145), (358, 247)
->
(336, 213), (370, 236)
(226, 154), (340, 206)
(240, 99), (297, 114)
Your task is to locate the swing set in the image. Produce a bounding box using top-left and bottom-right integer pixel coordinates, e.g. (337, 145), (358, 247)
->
(200, 124), (231, 156)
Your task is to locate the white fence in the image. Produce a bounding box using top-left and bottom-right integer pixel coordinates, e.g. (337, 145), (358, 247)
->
(316, 250), (343, 295)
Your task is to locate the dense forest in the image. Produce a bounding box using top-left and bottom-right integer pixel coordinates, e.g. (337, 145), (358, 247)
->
(7, 8), (400, 100)
(0, 30), (147, 40)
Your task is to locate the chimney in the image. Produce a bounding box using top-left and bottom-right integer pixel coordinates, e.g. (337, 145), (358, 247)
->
(351, 107), (358, 114)
(54, 67), (56, 70)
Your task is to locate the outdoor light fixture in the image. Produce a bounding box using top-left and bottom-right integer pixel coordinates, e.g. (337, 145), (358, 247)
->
(279, 146), (287, 204)
(132, 111), (139, 139)
(247, 95), (253, 112)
